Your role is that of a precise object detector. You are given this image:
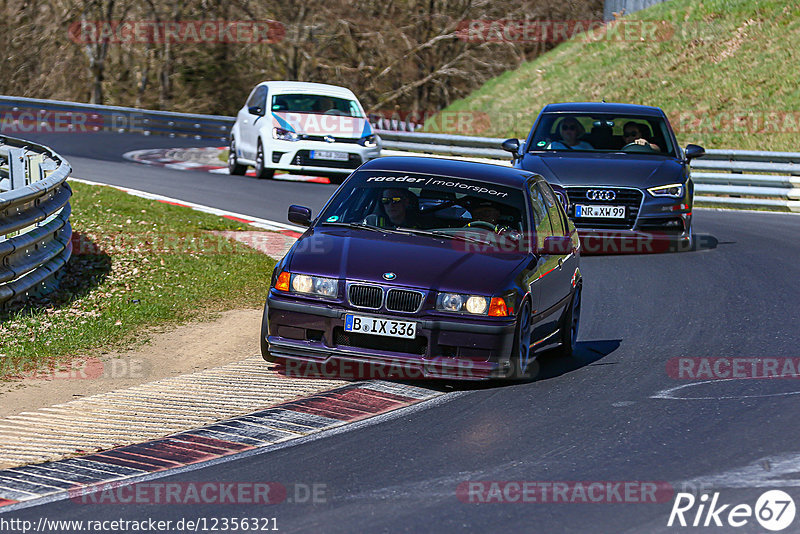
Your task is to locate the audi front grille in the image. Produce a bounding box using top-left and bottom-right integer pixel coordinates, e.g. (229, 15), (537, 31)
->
(566, 187), (643, 230)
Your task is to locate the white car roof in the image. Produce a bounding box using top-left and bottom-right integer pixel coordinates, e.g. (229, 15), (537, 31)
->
(259, 81), (358, 99)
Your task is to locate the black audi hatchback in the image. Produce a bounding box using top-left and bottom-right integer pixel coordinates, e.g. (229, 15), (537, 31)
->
(502, 103), (705, 250)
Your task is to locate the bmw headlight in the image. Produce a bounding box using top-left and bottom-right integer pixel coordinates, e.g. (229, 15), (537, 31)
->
(437, 293), (489, 315)
(290, 273), (338, 298)
(648, 183), (684, 198)
(273, 127), (299, 141)
(358, 134), (378, 148)
(437, 292), (511, 316)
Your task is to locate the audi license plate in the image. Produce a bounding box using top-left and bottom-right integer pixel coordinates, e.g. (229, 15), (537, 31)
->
(310, 150), (348, 161)
(575, 204), (626, 218)
(344, 314), (416, 339)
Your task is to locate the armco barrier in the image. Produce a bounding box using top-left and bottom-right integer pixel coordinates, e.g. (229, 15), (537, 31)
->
(1, 95), (797, 210)
(0, 135), (72, 306)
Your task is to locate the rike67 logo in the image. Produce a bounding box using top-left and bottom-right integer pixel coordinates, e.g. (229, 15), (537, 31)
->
(668, 490), (796, 531)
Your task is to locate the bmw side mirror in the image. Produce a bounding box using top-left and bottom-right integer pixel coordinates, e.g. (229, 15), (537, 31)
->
(502, 138), (521, 160)
(540, 235), (572, 255)
(685, 144), (705, 160)
(248, 105), (264, 116)
(288, 205), (312, 227)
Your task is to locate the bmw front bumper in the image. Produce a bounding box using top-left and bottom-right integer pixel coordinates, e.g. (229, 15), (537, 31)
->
(263, 293), (517, 380)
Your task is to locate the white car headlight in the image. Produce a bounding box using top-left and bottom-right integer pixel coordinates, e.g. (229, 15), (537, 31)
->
(648, 183), (684, 198)
(290, 274), (338, 298)
(273, 127), (299, 142)
(358, 134), (378, 148)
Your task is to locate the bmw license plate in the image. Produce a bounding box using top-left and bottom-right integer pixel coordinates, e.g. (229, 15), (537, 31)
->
(344, 314), (416, 339)
(310, 150), (348, 161)
(575, 204), (626, 218)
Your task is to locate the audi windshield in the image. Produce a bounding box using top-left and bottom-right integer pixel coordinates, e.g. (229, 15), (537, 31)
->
(529, 113), (677, 156)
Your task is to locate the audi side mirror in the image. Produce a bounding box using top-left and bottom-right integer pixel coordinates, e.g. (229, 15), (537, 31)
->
(248, 105), (264, 116)
(288, 205), (312, 227)
(685, 144), (705, 160)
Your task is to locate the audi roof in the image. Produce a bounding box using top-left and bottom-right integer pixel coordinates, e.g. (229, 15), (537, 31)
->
(539, 102), (665, 117)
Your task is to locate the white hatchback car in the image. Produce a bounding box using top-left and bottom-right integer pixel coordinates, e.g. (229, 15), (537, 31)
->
(228, 81), (381, 182)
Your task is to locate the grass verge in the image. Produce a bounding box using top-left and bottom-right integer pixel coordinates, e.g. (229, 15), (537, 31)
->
(431, 0), (800, 151)
(0, 181), (275, 378)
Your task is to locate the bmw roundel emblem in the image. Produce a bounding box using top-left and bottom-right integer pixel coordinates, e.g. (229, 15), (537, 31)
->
(383, 272), (397, 281)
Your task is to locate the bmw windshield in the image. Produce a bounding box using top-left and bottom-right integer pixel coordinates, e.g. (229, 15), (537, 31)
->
(316, 170), (530, 246)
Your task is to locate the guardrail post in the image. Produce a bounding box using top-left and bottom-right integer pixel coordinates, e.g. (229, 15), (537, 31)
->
(27, 153), (44, 183)
(7, 147), (27, 189)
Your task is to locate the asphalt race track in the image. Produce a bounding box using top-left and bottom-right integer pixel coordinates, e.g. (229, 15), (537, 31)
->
(4, 132), (800, 532)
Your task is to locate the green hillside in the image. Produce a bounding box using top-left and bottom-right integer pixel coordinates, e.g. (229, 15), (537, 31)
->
(434, 0), (800, 151)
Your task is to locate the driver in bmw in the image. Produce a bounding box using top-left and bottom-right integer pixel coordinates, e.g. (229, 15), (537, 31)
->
(380, 188), (419, 227)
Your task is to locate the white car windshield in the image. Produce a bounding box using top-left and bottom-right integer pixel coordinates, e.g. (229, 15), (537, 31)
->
(271, 94), (363, 117)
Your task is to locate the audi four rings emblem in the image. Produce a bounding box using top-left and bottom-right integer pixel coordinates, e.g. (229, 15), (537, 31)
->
(586, 189), (616, 201)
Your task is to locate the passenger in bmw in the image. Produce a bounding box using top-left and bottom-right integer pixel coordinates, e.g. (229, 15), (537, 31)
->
(467, 200), (501, 226)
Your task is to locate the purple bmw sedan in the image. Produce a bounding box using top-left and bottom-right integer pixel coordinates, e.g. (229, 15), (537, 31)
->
(261, 156), (581, 380)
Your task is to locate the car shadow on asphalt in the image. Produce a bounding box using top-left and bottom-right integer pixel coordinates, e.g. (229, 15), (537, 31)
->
(394, 338), (623, 392)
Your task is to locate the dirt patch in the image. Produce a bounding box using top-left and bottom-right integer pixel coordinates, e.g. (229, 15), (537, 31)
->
(0, 308), (263, 418)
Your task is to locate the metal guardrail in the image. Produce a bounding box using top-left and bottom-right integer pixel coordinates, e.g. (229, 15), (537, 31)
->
(1, 95), (797, 211)
(0, 135), (72, 307)
(0, 96), (234, 140)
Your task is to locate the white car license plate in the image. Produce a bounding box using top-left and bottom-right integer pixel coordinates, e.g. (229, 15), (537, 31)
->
(575, 204), (626, 218)
(310, 150), (348, 161)
(344, 314), (416, 339)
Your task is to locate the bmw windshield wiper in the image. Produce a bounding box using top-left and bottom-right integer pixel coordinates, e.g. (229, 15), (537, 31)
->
(392, 228), (488, 244)
(319, 221), (384, 232)
(320, 221), (414, 235)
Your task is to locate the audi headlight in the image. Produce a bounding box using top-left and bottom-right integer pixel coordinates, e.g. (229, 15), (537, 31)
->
(358, 134), (378, 147)
(273, 127), (299, 141)
(648, 183), (684, 198)
(289, 273), (338, 298)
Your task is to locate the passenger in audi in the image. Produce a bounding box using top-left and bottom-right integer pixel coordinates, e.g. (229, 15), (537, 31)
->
(548, 117), (594, 150)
